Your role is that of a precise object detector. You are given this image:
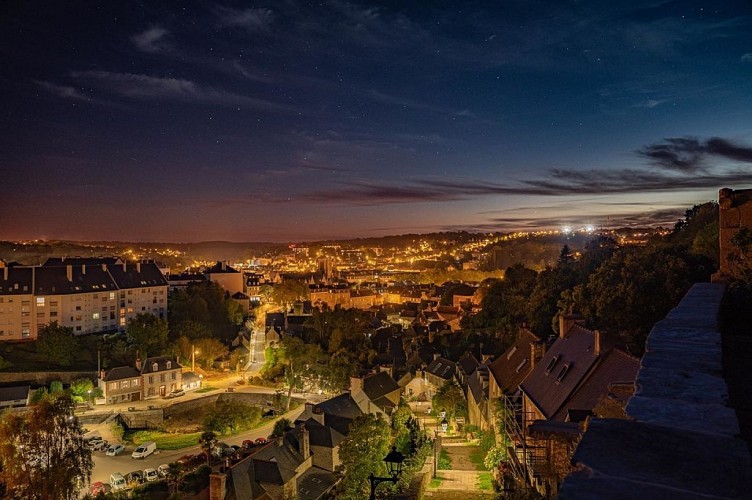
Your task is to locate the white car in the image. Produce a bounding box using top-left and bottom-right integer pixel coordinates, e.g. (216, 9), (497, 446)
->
(143, 468), (159, 482)
(157, 463), (171, 478)
(106, 444), (125, 456)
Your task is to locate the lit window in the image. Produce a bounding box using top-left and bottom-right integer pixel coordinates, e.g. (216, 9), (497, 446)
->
(109, 292), (115, 300)
(93, 313), (100, 320)
(36, 297), (45, 307)
(121, 380), (129, 388)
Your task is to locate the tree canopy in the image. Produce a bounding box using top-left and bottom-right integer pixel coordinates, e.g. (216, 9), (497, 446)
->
(36, 322), (78, 367)
(126, 313), (169, 359)
(0, 394), (93, 499)
(335, 413), (392, 500)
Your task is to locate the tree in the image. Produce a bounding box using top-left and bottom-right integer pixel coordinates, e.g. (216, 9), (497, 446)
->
(0, 393), (93, 499)
(127, 313), (169, 359)
(194, 337), (228, 369)
(203, 400), (261, 435)
(278, 336), (324, 410)
(335, 414), (392, 500)
(36, 322), (78, 367)
(271, 418), (292, 438)
(270, 280), (309, 308)
(198, 431), (216, 465)
(432, 381), (467, 422)
(68, 378), (102, 403)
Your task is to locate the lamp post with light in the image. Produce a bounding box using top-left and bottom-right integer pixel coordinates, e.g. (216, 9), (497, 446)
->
(368, 446), (405, 500)
(192, 345), (199, 373)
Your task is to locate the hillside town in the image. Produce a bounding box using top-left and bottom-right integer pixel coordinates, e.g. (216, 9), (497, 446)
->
(0, 191), (750, 499)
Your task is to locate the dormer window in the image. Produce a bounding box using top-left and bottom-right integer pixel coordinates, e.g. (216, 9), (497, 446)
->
(152, 363), (158, 372)
(166, 361), (171, 369)
(545, 355), (559, 375)
(556, 363), (572, 383)
(506, 346), (518, 360)
(515, 358), (528, 373)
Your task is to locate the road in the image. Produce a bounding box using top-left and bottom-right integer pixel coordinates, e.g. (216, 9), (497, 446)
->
(245, 327), (266, 376)
(89, 405), (304, 486)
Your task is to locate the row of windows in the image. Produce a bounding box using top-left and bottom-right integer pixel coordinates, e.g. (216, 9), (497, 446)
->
(108, 378), (141, 391)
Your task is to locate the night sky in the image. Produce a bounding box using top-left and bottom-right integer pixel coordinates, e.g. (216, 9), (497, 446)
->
(3, 1), (752, 243)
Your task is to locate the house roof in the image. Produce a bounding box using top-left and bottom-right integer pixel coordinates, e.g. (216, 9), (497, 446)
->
(106, 261), (167, 289)
(426, 357), (456, 380)
(232, 291), (249, 299)
(252, 438), (305, 484)
(141, 356), (181, 374)
(520, 325), (616, 421)
(291, 419), (345, 448)
(313, 393), (363, 420)
(457, 353), (480, 377)
(296, 467), (337, 500)
(467, 367), (488, 405)
(553, 348), (639, 421)
(103, 366), (140, 382)
(489, 329), (541, 394)
(205, 261), (240, 274)
(0, 266), (33, 295)
(42, 257), (122, 267)
(362, 371), (400, 402)
(0, 385), (30, 402)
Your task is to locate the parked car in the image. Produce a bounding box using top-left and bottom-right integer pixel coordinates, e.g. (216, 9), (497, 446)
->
(254, 437), (268, 445)
(241, 440), (256, 449)
(86, 436), (104, 449)
(157, 463), (171, 478)
(165, 389), (185, 399)
(106, 444), (125, 456)
(212, 442), (232, 458)
(110, 473), (127, 492)
(126, 470), (143, 485)
(89, 481), (108, 496)
(93, 440), (110, 452)
(143, 468), (159, 482)
(131, 441), (157, 459)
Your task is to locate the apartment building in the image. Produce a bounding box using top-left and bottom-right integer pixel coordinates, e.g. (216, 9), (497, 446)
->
(0, 257), (167, 341)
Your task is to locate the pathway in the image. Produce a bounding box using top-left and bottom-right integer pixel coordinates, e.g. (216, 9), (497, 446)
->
(424, 436), (496, 498)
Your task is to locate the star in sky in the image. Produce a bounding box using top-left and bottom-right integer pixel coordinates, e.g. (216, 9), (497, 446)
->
(1, 1), (752, 242)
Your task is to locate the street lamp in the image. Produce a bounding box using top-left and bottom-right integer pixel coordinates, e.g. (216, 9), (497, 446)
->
(368, 446), (405, 500)
(87, 389), (92, 405)
(441, 417), (448, 433)
(439, 408), (446, 419)
(192, 345), (199, 373)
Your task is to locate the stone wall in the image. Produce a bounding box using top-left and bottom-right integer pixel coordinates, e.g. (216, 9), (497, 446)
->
(559, 283), (752, 499)
(719, 187), (752, 277)
(0, 371), (96, 385)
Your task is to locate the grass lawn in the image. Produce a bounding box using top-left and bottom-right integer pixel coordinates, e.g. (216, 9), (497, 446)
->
(438, 448), (452, 470)
(127, 430), (203, 450)
(195, 386), (218, 393)
(477, 472), (493, 490)
(429, 476), (444, 488)
(469, 445), (487, 471)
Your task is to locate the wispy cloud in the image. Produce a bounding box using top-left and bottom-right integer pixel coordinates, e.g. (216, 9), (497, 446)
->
(131, 26), (170, 53)
(295, 135), (752, 205)
(215, 6), (274, 31)
(69, 70), (293, 111)
(35, 80), (89, 101)
(637, 136), (752, 172)
(742, 52), (752, 62)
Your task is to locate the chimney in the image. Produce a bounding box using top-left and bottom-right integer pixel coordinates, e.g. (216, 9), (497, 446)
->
(3, 266), (7, 281)
(299, 424), (310, 459)
(66, 265), (73, 282)
(102, 263), (107, 272)
(209, 472), (227, 500)
(559, 314), (579, 339)
(349, 376), (363, 392)
(136, 262), (141, 273)
(99, 369), (105, 380)
(135, 358), (142, 372)
(82, 264), (86, 275)
(530, 342), (537, 369)
(122, 262), (127, 272)
(594, 330), (602, 356)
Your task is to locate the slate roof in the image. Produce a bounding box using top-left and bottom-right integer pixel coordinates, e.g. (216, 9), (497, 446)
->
(141, 356), (181, 374)
(296, 467), (337, 500)
(0, 266), (33, 295)
(426, 357), (456, 381)
(457, 353), (480, 378)
(36, 265), (118, 295)
(252, 438), (305, 484)
(553, 348), (639, 421)
(232, 291), (249, 299)
(520, 325), (618, 421)
(205, 262), (240, 274)
(0, 385), (30, 402)
(107, 261), (167, 289)
(42, 257), (122, 267)
(488, 329), (541, 394)
(103, 366), (140, 382)
(467, 366), (488, 405)
(362, 371), (400, 403)
(290, 419), (345, 448)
